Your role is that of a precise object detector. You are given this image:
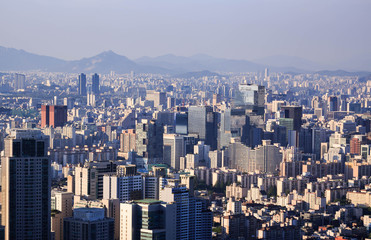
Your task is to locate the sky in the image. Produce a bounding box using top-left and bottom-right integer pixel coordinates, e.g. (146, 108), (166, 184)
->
(0, 0), (370, 66)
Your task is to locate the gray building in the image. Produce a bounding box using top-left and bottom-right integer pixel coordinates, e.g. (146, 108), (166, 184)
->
(1, 129), (51, 240)
(63, 208), (114, 240)
(188, 106), (217, 150)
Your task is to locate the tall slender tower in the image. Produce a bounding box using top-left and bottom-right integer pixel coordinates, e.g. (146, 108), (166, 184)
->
(92, 73), (100, 95)
(1, 129), (51, 240)
(78, 73), (86, 96)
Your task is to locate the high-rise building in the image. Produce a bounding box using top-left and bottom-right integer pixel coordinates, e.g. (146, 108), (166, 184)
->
(63, 208), (114, 240)
(175, 112), (188, 135)
(74, 166), (98, 199)
(328, 96), (338, 112)
(1, 129), (51, 240)
(14, 73), (25, 90)
(146, 90), (167, 108)
(281, 106), (303, 132)
(78, 73), (87, 96)
(120, 129), (136, 153)
(120, 200), (176, 240)
(234, 83), (265, 115)
(92, 73), (100, 95)
(103, 165), (143, 202)
(216, 108), (232, 150)
(163, 134), (185, 170)
(51, 191), (74, 240)
(136, 119), (163, 160)
(41, 105), (67, 128)
(159, 181), (212, 240)
(75, 162), (117, 200)
(188, 106), (217, 150)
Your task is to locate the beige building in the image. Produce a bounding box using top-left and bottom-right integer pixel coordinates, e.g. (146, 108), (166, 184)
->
(51, 191), (74, 240)
(347, 191), (371, 207)
(226, 183), (247, 199)
(74, 166), (97, 199)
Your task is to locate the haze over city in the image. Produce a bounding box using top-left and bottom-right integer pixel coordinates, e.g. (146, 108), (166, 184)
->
(1, 1), (371, 240)
(1, 0), (371, 70)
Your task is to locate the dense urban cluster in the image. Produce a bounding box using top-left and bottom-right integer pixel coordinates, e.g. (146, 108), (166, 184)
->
(1, 68), (371, 240)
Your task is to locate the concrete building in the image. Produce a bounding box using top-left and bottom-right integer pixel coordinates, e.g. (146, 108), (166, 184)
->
(1, 129), (51, 240)
(41, 105), (67, 128)
(159, 182), (212, 240)
(120, 200), (176, 240)
(63, 208), (114, 240)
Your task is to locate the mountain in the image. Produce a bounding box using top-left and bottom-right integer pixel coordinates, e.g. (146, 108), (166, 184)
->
(1, 46), (369, 74)
(59, 51), (170, 74)
(336, 54), (371, 72)
(136, 54), (265, 73)
(253, 55), (332, 72)
(172, 70), (221, 79)
(315, 70), (371, 77)
(0, 46), (66, 71)
(0, 47), (169, 74)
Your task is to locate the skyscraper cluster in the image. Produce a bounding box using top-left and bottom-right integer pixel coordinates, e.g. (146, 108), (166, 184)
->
(1, 69), (371, 240)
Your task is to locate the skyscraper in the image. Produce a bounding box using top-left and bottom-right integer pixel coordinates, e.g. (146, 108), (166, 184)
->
(328, 96), (338, 112)
(41, 105), (67, 128)
(163, 134), (185, 170)
(92, 73), (100, 95)
(159, 181), (212, 240)
(1, 129), (51, 240)
(234, 83), (265, 115)
(78, 73), (87, 96)
(14, 73), (25, 91)
(135, 119), (164, 160)
(281, 105), (303, 132)
(188, 106), (217, 150)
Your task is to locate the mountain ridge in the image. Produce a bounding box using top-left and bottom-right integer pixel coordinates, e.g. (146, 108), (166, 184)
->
(0, 46), (368, 74)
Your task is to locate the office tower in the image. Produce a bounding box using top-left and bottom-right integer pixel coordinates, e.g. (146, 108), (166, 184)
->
(249, 140), (282, 174)
(328, 96), (338, 112)
(217, 108), (232, 149)
(74, 166), (98, 198)
(264, 68), (269, 79)
(75, 162), (117, 200)
(1, 129), (50, 240)
(160, 182), (212, 240)
(175, 112), (188, 135)
(234, 83), (265, 115)
(14, 73), (25, 90)
(120, 200), (176, 240)
(92, 73), (100, 95)
(163, 134), (185, 170)
(281, 106), (302, 132)
(228, 141), (251, 171)
(143, 175), (160, 199)
(146, 90), (167, 108)
(63, 208), (114, 240)
(136, 119), (163, 160)
(209, 150), (224, 168)
(103, 165), (143, 202)
(188, 105), (217, 150)
(41, 105), (68, 128)
(51, 191), (74, 240)
(78, 73), (87, 96)
(120, 129), (136, 153)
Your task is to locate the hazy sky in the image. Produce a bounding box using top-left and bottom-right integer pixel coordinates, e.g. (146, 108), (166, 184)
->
(0, 0), (370, 64)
